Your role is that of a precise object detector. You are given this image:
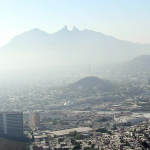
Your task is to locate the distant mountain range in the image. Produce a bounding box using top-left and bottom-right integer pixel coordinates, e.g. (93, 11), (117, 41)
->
(0, 26), (150, 71)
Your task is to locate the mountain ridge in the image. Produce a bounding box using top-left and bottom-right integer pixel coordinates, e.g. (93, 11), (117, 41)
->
(0, 26), (150, 71)
(1, 26), (148, 50)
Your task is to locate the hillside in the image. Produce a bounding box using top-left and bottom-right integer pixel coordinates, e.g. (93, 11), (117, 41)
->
(68, 76), (113, 92)
(121, 55), (150, 70)
(130, 55), (150, 66)
(110, 55), (150, 77)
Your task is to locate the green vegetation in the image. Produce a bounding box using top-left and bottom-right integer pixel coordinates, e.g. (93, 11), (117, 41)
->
(69, 131), (86, 140)
(71, 137), (77, 145)
(54, 135), (57, 138)
(88, 141), (91, 145)
(73, 142), (81, 150)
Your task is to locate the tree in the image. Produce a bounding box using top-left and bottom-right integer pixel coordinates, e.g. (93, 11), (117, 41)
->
(69, 131), (77, 137)
(88, 141), (91, 145)
(71, 138), (77, 145)
(75, 134), (82, 140)
(73, 143), (81, 150)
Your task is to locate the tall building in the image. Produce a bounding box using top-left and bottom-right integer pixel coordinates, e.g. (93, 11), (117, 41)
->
(31, 112), (40, 127)
(0, 112), (23, 137)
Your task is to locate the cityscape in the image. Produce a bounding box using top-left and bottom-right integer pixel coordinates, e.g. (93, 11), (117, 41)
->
(0, 59), (150, 149)
(1, 1), (150, 150)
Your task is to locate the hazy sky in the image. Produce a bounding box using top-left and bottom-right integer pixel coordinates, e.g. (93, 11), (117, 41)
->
(0, 0), (150, 48)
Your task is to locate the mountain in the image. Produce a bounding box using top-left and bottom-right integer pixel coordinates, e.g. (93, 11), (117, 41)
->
(109, 55), (150, 78)
(126, 55), (150, 74)
(130, 55), (150, 66)
(0, 26), (150, 72)
(68, 76), (114, 92)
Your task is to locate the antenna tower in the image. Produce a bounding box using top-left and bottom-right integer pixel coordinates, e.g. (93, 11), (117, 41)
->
(89, 60), (90, 76)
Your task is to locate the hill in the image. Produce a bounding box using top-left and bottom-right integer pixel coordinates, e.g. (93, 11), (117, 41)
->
(126, 55), (150, 75)
(0, 26), (150, 72)
(68, 76), (113, 92)
(110, 55), (150, 77)
(130, 55), (150, 66)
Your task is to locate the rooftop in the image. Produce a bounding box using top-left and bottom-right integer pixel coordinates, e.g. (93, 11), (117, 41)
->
(50, 127), (93, 136)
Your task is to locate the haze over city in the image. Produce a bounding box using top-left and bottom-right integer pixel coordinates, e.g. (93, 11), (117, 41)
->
(1, 1), (150, 150)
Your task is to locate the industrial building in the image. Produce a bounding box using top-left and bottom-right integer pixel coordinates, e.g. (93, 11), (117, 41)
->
(0, 112), (23, 137)
(50, 127), (93, 137)
(114, 115), (147, 124)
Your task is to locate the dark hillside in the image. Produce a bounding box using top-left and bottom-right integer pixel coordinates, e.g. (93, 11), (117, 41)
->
(0, 137), (29, 150)
(68, 76), (114, 92)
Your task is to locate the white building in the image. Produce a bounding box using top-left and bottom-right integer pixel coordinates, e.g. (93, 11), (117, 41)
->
(114, 115), (146, 124)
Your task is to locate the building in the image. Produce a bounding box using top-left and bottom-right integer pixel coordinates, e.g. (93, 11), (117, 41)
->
(50, 127), (93, 137)
(114, 116), (147, 124)
(31, 112), (40, 127)
(0, 112), (23, 137)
